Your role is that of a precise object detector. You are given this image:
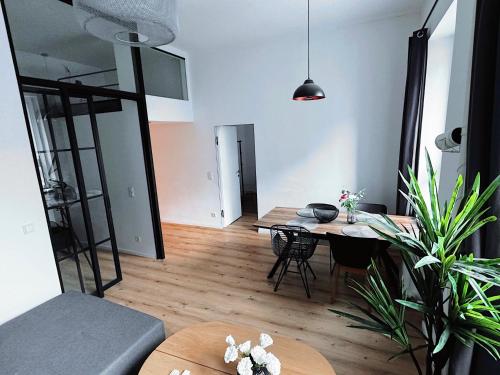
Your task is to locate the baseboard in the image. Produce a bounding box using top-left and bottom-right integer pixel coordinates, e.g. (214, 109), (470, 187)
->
(98, 244), (156, 259)
(161, 217), (223, 229)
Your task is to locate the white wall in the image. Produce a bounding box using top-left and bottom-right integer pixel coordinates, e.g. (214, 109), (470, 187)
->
(151, 13), (419, 226)
(0, 9), (60, 324)
(97, 103), (157, 258)
(237, 125), (257, 193)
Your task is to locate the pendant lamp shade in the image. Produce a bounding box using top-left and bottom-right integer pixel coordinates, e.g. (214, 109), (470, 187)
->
(74, 0), (179, 48)
(293, 79), (326, 101)
(293, 0), (325, 101)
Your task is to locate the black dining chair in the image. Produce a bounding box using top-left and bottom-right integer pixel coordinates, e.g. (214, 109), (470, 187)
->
(326, 232), (381, 303)
(270, 225), (318, 298)
(357, 203), (388, 214)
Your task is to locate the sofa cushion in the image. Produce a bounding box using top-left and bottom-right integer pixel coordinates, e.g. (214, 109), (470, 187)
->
(0, 291), (165, 375)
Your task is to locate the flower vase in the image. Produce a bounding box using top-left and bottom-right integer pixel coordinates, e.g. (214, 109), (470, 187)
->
(237, 369), (270, 375)
(347, 208), (357, 224)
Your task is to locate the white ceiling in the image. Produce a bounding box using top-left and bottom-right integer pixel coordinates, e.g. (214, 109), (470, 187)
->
(172, 0), (424, 50)
(4, 0), (424, 67)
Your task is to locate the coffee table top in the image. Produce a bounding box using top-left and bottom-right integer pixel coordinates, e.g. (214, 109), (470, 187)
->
(140, 321), (336, 375)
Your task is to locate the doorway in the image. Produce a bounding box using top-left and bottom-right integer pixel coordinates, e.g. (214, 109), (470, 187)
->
(215, 124), (257, 227)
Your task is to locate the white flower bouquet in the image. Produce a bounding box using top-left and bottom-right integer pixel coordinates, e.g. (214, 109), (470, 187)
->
(224, 333), (281, 375)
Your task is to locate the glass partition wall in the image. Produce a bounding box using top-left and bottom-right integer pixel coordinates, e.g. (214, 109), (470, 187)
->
(3, 0), (165, 297)
(23, 86), (122, 295)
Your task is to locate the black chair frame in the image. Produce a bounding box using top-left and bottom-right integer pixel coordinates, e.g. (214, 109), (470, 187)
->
(270, 225), (318, 298)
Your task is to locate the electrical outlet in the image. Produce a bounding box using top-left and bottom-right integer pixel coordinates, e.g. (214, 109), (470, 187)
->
(210, 212), (216, 218)
(207, 172), (213, 181)
(134, 236), (142, 243)
(128, 186), (136, 198)
(22, 222), (34, 235)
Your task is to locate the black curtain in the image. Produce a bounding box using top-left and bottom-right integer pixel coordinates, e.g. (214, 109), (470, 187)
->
(449, 0), (500, 374)
(396, 29), (429, 215)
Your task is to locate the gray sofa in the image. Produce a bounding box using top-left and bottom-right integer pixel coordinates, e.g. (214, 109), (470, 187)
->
(0, 292), (166, 374)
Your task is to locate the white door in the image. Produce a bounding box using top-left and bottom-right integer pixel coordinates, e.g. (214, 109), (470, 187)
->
(216, 126), (242, 226)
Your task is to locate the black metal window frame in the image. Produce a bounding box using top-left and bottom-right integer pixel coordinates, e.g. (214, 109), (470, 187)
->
(0, 0), (166, 280)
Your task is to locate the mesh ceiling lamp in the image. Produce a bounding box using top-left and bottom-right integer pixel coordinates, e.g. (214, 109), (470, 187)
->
(74, 0), (179, 48)
(293, 0), (325, 101)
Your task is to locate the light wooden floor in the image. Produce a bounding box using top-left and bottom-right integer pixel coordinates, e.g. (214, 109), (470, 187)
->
(105, 214), (419, 375)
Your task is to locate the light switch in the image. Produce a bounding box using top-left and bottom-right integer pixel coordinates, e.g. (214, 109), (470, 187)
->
(207, 172), (213, 181)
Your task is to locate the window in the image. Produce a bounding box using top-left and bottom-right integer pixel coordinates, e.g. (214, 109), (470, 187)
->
(140, 48), (188, 100)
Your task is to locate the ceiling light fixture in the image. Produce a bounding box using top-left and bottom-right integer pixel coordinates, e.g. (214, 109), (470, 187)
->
(293, 0), (325, 101)
(73, 0), (179, 48)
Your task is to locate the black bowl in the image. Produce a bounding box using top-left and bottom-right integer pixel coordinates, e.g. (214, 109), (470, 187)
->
(313, 208), (339, 223)
(297, 205), (339, 223)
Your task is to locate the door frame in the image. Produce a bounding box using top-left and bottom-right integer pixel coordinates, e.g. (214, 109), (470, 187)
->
(214, 124), (258, 227)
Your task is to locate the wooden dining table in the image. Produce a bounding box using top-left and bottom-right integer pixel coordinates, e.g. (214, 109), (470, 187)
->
(253, 207), (415, 279)
(139, 321), (336, 374)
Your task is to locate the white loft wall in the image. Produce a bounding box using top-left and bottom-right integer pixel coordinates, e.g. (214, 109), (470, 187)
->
(0, 9), (60, 324)
(151, 13), (419, 226)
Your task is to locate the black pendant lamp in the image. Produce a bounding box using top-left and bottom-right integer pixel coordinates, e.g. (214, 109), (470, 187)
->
(293, 0), (325, 101)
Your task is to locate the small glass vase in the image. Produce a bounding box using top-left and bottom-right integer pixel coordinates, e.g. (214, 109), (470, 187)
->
(347, 208), (357, 224)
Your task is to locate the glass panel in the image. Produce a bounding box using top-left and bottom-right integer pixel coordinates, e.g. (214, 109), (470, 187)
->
(59, 257), (82, 293)
(88, 197), (110, 244)
(55, 152), (80, 201)
(96, 240), (117, 286)
(67, 203), (90, 251)
(4, 0), (140, 92)
(71, 102), (96, 149)
(140, 48), (188, 100)
(4, 0), (120, 89)
(78, 250), (97, 294)
(24, 92), (53, 154)
(51, 117), (71, 150)
(79, 150), (102, 194)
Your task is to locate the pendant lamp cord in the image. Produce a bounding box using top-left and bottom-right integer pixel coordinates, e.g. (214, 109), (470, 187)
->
(307, 0), (310, 79)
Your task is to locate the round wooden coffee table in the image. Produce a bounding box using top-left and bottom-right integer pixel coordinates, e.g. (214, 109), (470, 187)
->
(140, 321), (336, 375)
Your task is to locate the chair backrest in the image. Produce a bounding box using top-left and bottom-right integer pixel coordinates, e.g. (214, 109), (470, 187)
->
(326, 232), (379, 269)
(357, 203), (388, 214)
(270, 225), (316, 259)
(306, 203), (337, 210)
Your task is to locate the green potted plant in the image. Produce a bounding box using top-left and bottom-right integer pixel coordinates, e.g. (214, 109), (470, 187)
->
(330, 152), (500, 375)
